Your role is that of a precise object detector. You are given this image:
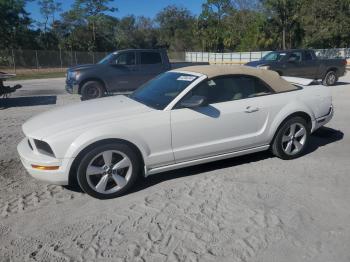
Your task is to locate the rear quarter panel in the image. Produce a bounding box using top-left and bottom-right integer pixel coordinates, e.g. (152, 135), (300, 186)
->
(257, 85), (331, 145)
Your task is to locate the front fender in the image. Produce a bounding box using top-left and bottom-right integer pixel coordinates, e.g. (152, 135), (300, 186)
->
(64, 125), (150, 161)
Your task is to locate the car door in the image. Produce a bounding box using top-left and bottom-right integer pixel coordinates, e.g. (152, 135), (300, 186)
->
(170, 75), (273, 163)
(299, 50), (318, 78)
(282, 51), (304, 77)
(105, 51), (139, 92)
(135, 51), (167, 87)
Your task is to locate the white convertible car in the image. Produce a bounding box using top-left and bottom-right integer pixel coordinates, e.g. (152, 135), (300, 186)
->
(17, 65), (333, 199)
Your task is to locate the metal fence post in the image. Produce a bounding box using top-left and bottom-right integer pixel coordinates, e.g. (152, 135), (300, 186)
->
(74, 51), (77, 65)
(59, 48), (63, 68)
(239, 52), (241, 64)
(35, 50), (39, 70)
(249, 51), (252, 62)
(11, 49), (16, 74)
(70, 49), (73, 66)
(92, 52), (95, 64)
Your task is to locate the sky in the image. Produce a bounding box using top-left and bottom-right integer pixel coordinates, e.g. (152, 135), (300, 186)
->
(26, 0), (206, 23)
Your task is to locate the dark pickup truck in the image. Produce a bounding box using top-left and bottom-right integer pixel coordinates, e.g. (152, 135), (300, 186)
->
(246, 49), (347, 86)
(66, 49), (171, 100)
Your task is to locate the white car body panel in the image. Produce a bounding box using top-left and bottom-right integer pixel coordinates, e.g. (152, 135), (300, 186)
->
(17, 73), (333, 185)
(281, 76), (315, 86)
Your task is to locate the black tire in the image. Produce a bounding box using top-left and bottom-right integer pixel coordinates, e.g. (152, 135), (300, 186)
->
(77, 142), (141, 199)
(322, 70), (338, 86)
(271, 116), (310, 160)
(80, 81), (105, 100)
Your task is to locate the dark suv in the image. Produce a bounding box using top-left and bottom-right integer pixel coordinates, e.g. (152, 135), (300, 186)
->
(66, 49), (171, 100)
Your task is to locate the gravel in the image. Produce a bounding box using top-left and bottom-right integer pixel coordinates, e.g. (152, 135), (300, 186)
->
(0, 76), (349, 262)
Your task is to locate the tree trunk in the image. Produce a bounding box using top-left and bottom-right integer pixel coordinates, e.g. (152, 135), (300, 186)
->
(282, 27), (286, 50)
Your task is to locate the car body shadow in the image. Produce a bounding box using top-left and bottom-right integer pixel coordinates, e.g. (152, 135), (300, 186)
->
(66, 126), (343, 196)
(306, 126), (344, 153)
(0, 96), (57, 109)
(333, 81), (350, 86)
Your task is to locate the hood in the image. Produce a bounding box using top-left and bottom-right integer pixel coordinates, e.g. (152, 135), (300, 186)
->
(23, 95), (153, 139)
(68, 64), (97, 71)
(245, 60), (271, 67)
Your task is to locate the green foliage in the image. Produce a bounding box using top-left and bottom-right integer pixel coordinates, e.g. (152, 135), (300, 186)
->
(2, 0), (350, 52)
(0, 0), (32, 50)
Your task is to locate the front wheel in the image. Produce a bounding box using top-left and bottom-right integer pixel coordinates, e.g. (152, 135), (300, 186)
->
(80, 81), (105, 100)
(322, 70), (338, 86)
(271, 117), (310, 160)
(77, 142), (141, 199)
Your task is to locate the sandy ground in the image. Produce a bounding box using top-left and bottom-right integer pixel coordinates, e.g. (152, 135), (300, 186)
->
(0, 76), (349, 262)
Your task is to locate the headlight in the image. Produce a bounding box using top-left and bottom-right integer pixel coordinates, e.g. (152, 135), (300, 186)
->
(68, 71), (80, 80)
(258, 65), (270, 70)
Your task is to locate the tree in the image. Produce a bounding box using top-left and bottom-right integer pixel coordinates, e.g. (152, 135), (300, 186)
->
(156, 5), (197, 51)
(62, 0), (118, 51)
(198, 0), (234, 51)
(0, 0), (32, 50)
(300, 0), (350, 48)
(262, 0), (302, 49)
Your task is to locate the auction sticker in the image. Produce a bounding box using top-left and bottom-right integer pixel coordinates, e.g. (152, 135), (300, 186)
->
(177, 75), (196, 81)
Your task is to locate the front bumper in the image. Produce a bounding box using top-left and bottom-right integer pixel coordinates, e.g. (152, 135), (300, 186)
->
(17, 138), (69, 185)
(65, 80), (79, 94)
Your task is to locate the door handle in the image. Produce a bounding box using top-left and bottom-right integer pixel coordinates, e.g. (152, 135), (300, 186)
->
(245, 106), (259, 113)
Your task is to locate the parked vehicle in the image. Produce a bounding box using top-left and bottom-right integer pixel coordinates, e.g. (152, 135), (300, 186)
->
(245, 49), (346, 86)
(18, 65), (333, 199)
(65, 49), (171, 100)
(0, 72), (22, 98)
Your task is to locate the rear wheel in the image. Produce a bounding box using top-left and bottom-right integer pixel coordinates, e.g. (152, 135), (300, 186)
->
(77, 142), (141, 199)
(271, 117), (310, 160)
(81, 81), (105, 100)
(322, 70), (338, 86)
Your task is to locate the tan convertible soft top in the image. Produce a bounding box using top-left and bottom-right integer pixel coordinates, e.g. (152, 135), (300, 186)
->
(174, 65), (298, 93)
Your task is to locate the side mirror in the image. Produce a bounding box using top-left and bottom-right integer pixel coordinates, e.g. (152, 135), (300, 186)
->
(180, 95), (207, 108)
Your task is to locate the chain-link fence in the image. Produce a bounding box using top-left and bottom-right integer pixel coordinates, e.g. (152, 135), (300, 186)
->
(0, 49), (110, 73)
(0, 49), (187, 73)
(1, 48), (349, 73)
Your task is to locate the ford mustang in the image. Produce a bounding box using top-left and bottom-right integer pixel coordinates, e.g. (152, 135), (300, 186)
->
(17, 65), (334, 199)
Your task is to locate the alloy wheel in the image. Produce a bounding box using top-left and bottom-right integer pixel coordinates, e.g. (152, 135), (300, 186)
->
(281, 123), (307, 156)
(86, 150), (132, 194)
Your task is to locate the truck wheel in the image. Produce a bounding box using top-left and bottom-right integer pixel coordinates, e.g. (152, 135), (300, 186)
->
(81, 81), (105, 100)
(322, 71), (338, 86)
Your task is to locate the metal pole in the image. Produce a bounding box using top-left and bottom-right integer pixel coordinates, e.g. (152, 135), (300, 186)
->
(74, 51), (77, 65)
(11, 49), (16, 74)
(35, 50), (39, 70)
(59, 48), (63, 69)
(92, 52), (95, 64)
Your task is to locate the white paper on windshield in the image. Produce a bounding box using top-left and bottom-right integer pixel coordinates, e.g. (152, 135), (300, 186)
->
(177, 76), (196, 81)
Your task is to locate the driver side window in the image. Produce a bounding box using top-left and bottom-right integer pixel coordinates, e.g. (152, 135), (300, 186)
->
(115, 52), (136, 65)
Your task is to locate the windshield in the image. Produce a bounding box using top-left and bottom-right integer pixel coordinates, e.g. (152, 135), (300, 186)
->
(98, 53), (115, 64)
(262, 52), (287, 61)
(130, 72), (198, 110)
